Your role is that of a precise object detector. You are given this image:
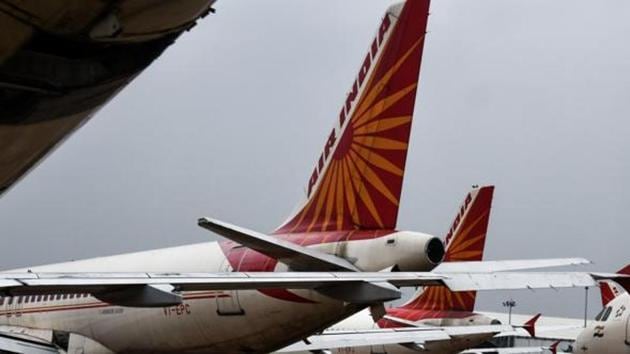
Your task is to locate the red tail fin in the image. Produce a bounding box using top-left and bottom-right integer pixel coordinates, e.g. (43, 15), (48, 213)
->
(616, 265), (630, 293)
(599, 280), (624, 307)
(275, 1), (431, 234)
(549, 341), (561, 354)
(523, 313), (541, 337)
(400, 186), (495, 311)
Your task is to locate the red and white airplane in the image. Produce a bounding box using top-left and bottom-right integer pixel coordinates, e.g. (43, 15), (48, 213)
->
(564, 267), (630, 354)
(279, 186), (558, 354)
(0, 1), (598, 353)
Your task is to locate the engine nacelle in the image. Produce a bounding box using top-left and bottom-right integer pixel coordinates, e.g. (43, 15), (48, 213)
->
(316, 231), (444, 272)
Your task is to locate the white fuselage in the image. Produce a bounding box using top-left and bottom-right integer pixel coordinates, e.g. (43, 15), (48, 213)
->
(0, 231), (437, 353)
(574, 292), (630, 354)
(0, 242), (354, 353)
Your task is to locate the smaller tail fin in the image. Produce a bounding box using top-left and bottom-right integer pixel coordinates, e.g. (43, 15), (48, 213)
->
(549, 341), (561, 354)
(599, 280), (624, 307)
(523, 313), (541, 337)
(400, 185), (495, 311)
(599, 265), (630, 305)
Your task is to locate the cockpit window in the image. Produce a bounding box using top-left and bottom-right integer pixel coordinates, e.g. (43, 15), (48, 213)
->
(601, 306), (613, 322)
(595, 307), (606, 321)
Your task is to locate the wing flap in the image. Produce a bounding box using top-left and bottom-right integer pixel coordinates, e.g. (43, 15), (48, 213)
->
(434, 258), (591, 273)
(443, 272), (597, 292)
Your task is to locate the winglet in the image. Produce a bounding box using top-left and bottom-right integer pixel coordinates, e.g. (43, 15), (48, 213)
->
(523, 313), (541, 337)
(619, 265), (630, 275)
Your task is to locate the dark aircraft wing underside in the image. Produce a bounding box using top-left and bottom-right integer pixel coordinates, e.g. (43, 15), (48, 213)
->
(0, 0), (217, 197)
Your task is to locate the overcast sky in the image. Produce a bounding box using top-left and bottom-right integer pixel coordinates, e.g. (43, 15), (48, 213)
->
(1, 0), (629, 319)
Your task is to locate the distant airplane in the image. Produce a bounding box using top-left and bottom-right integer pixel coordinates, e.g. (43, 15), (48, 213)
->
(569, 266), (630, 354)
(0, 0), (218, 197)
(499, 267), (630, 354)
(279, 186), (568, 354)
(0, 1), (601, 353)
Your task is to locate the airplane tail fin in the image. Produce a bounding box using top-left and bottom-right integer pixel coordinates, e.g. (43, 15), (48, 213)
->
(599, 280), (625, 307)
(599, 265), (630, 306)
(523, 313), (542, 337)
(549, 341), (561, 354)
(275, 0), (431, 234)
(399, 186), (495, 311)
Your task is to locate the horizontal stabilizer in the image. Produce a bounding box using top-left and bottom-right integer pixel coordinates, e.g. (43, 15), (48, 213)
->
(198, 217), (358, 271)
(434, 258), (591, 273)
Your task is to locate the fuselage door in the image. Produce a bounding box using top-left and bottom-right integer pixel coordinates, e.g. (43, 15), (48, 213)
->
(216, 255), (245, 316)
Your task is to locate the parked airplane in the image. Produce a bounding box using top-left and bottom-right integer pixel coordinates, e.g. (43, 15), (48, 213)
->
(569, 267), (630, 354)
(280, 186), (572, 354)
(0, 1), (447, 352)
(0, 1), (601, 353)
(0, 0), (218, 197)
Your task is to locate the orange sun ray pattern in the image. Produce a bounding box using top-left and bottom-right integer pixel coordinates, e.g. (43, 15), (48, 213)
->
(398, 187), (495, 314)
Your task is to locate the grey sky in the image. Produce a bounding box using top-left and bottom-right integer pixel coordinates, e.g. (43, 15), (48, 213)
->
(1, 0), (629, 318)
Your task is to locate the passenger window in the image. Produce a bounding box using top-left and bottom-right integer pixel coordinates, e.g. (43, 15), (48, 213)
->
(601, 307), (613, 322)
(16, 296), (22, 304)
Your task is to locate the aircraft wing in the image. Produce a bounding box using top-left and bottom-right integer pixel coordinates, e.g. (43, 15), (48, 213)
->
(278, 325), (516, 352)
(0, 1), (217, 197)
(434, 258), (591, 273)
(0, 271), (447, 307)
(0, 332), (60, 354)
(0, 271), (600, 307)
(461, 348), (547, 354)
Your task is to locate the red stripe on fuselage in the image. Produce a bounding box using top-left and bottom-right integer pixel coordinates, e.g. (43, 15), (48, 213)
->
(0, 292), (228, 317)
